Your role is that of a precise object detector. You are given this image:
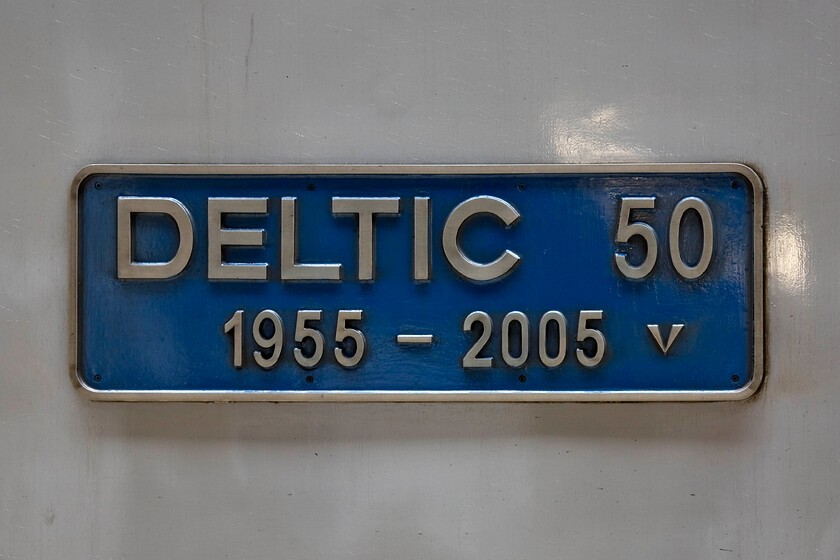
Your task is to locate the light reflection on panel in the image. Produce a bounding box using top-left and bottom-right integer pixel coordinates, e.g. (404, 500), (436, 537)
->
(770, 213), (811, 300)
(543, 104), (655, 162)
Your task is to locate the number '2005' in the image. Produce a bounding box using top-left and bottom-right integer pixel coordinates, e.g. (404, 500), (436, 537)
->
(462, 310), (606, 369)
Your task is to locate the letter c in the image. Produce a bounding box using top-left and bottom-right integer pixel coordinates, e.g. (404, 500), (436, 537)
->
(442, 195), (521, 282)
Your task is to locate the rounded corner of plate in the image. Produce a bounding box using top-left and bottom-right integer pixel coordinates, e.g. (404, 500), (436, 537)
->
(73, 371), (105, 401)
(729, 368), (765, 401)
(71, 165), (108, 199)
(726, 163), (765, 199)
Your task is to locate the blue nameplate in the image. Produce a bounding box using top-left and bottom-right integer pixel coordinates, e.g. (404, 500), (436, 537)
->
(71, 164), (763, 401)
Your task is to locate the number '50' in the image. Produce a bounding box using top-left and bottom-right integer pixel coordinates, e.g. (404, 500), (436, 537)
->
(614, 196), (713, 280)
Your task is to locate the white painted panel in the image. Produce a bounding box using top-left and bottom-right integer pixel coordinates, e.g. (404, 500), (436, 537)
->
(0, 0), (838, 557)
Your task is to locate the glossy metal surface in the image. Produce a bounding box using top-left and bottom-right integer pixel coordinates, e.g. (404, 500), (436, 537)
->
(117, 197), (194, 279)
(462, 310), (494, 369)
(207, 197), (268, 280)
(575, 310), (606, 368)
(1, 0), (838, 557)
(647, 323), (685, 356)
(293, 309), (325, 369)
(413, 197), (431, 281)
(538, 310), (567, 367)
(280, 197), (342, 281)
(441, 195), (522, 282)
(332, 197), (401, 281)
(500, 311), (529, 368)
(396, 334), (434, 345)
(614, 196), (657, 279)
(72, 163), (761, 401)
(333, 309), (365, 368)
(669, 197), (714, 279)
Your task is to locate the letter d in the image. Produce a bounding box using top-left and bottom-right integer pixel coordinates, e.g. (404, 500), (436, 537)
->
(117, 197), (194, 279)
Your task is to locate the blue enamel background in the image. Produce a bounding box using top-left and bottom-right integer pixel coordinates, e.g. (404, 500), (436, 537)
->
(77, 172), (755, 393)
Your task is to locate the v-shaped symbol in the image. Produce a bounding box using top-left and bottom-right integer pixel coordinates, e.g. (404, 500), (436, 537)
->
(647, 324), (685, 355)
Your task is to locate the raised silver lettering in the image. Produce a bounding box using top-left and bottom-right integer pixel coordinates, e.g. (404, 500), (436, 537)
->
(280, 197), (342, 281)
(332, 197), (400, 281)
(413, 197), (430, 281)
(117, 196), (194, 279)
(442, 196), (521, 282)
(669, 197), (713, 279)
(207, 198), (268, 280)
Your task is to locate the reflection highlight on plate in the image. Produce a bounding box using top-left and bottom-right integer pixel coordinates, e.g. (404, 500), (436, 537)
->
(544, 104), (654, 162)
(770, 213), (811, 297)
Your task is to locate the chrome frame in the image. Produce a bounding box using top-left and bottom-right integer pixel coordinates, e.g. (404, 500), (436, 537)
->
(69, 163), (765, 402)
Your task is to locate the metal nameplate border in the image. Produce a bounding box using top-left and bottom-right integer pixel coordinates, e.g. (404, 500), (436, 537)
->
(69, 163), (765, 402)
